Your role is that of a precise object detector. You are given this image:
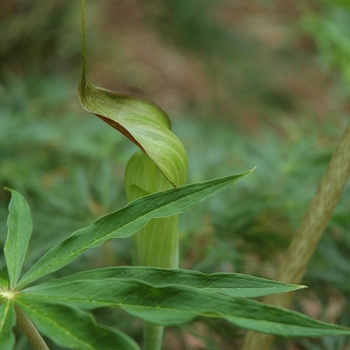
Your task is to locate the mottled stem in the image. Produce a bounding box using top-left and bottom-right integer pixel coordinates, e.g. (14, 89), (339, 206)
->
(242, 121), (350, 350)
(15, 305), (50, 350)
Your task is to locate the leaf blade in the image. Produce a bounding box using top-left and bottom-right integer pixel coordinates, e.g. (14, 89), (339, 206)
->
(4, 188), (33, 288)
(0, 266), (9, 291)
(0, 299), (16, 350)
(15, 301), (140, 350)
(17, 171), (252, 289)
(18, 279), (350, 337)
(25, 266), (304, 298)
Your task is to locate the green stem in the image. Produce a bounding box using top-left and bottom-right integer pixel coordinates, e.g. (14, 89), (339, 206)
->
(15, 305), (50, 350)
(133, 217), (178, 350)
(143, 322), (164, 350)
(125, 151), (183, 349)
(132, 216), (179, 268)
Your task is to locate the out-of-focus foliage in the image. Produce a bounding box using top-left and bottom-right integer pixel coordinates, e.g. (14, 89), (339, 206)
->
(1, 0), (350, 349)
(145, 0), (232, 57)
(0, 1), (81, 75)
(302, 1), (350, 92)
(0, 75), (136, 270)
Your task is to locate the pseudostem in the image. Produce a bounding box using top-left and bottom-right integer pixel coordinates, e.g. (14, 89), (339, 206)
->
(125, 151), (186, 350)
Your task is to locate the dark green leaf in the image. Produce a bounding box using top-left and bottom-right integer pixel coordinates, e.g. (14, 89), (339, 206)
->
(17, 171), (252, 289)
(18, 279), (350, 337)
(25, 266), (304, 298)
(0, 266), (9, 290)
(15, 301), (139, 350)
(4, 189), (33, 288)
(0, 299), (16, 350)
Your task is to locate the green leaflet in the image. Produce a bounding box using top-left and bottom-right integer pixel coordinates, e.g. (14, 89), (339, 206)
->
(16, 171), (252, 289)
(79, 0), (187, 187)
(15, 301), (139, 350)
(4, 189), (33, 289)
(18, 279), (350, 337)
(0, 266), (9, 291)
(0, 299), (16, 350)
(21, 266), (305, 298)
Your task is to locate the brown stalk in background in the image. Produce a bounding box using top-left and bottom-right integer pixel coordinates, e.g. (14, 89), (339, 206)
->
(242, 120), (350, 350)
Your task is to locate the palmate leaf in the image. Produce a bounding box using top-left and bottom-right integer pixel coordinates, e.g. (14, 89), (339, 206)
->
(16, 171), (252, 289)
(0, 299), (16, 350)
(4, 189), (33, 288)
(18, 279), (350, 338)
(79, 0), (187, 187)
(22, 266), (305, 298)
(15, 301), (139, 350)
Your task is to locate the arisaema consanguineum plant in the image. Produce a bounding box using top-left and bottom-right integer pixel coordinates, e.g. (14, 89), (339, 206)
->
(1, 1), (350, 350)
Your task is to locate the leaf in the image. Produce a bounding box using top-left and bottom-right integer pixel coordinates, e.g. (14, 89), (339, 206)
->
(23, 266), (305, 298)
(17, 171), (253, 289)
(18, 279), (350, 337)
(4, 188), (33, 289)
(79, 0), (187, 187)
(15, 301), (140, 350)
(0, 266), (9, 291)
(0, 299), (16, 350)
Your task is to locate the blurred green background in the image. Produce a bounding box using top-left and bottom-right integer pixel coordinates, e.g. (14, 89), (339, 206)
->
(1, 0), (350, 349)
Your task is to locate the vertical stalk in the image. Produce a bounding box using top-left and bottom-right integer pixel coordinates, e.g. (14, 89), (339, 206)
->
(143, 322), (164, 350)
(242, 121), (350, 350)
(15, 305), (50, 350)
(79, 0), (187, 346)
(125, 151), (185, 350)
(132, 216), (179, 268)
